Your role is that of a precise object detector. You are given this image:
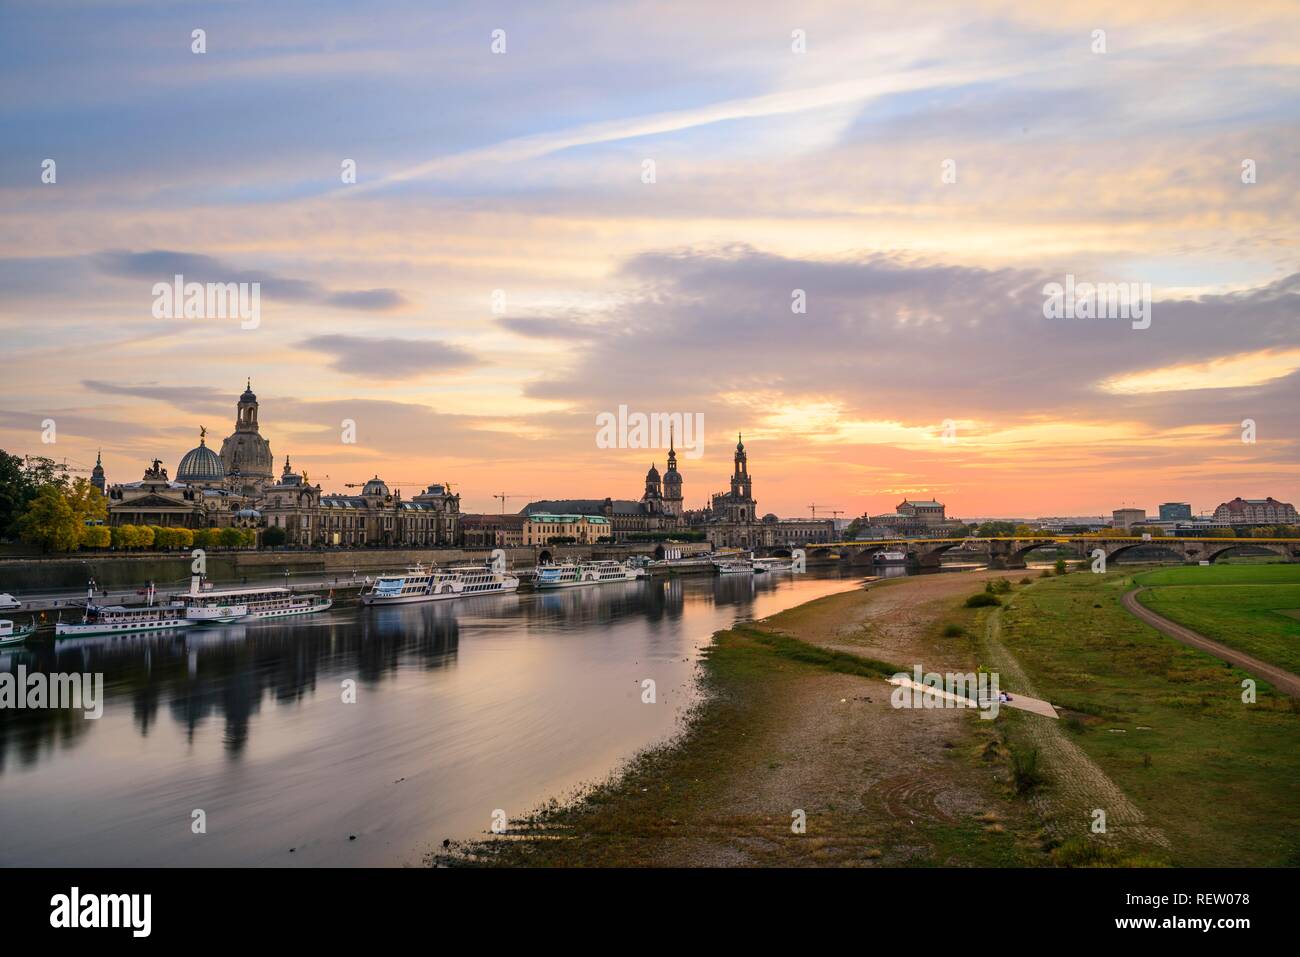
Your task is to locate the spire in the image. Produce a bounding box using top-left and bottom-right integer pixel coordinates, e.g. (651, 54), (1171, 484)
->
(95, 449), (102, 466)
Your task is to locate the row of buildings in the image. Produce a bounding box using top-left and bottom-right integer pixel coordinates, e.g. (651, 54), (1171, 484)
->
(1111, 497), (1297, 533)
(100, 382), (836, 550)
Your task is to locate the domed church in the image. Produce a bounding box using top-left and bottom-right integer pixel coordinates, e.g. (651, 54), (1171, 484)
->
(176, 427), (226, 488)
(218, 379), (274, 495)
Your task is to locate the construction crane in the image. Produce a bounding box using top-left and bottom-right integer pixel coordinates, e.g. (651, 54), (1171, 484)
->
(26, 455), (94, 474)
(492, 493), (537, 514)
(808, 504), (842, 519)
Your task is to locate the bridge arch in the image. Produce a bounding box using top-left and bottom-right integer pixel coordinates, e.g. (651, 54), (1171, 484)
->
(1200, 542), (1290, 564)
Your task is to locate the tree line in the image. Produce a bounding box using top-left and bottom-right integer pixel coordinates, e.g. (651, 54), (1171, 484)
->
(1, 450), (260, 552)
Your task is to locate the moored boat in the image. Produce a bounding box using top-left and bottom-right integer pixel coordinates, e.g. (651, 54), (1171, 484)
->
(0, 618), (38, 645)
(56, 603), (188, 638)
(55, 581), (188, 638)
(362, 552), (520, 605)
(181, 577), (332, 623)
(534, 559), (645, 589)
(872, 550), (908, 564)
(712, 556), (755, 575)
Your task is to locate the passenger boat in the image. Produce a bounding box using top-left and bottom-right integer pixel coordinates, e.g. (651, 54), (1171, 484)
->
(182, 577), (332, 623)
(752, 557), (793, 573)
(713, 557), (755, 575)
(56, 602), (188, 637)
(534, 559), (645, 589)
(0, 619), (38, 645)
(55, 582), (189, 638)
(872, 550), (908, 564)
(361, 556), (520, 605)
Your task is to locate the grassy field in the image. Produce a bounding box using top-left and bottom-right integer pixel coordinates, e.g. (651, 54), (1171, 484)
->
(1134, 564), (1300, 674)
(991, 569), (1300, 866)
(1137, 564), (1300, 586)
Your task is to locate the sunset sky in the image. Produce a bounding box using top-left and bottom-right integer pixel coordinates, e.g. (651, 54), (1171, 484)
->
(1, 0), (1297, 518)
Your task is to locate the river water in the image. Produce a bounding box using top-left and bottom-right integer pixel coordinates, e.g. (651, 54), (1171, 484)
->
(0, 569), (874, 866)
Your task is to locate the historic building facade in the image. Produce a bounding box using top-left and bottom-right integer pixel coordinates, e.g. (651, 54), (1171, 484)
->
(685, 435), (835, 549)
(1213, 496), (1298, 526)
(106, 382), (461, 545)
(260, 468), (461, 547)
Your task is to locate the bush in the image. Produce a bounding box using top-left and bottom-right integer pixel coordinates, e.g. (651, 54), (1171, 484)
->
(985, 578), (1012, 594)
(965, 592), (1002, 608)
(1054, 558), (1068, 575)
(941, 623), (965, 638)
(1010, 746), (1043, 794)
(1018, 576), (1032, 585)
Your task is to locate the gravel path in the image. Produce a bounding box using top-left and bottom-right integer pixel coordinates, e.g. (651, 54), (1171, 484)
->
(1123, 587), (1300, 697)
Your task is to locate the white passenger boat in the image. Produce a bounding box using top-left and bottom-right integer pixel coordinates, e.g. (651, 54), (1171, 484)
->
(0, 618), (37, 645)
(182, 577), (331, 623)
(712, 556), (755, 575)
(872, 550), (908, 564)
(752, 557), (793, 573)
(361, 552), (520, 605)
(534, 559), (645, 589)
(56, 581), (189, 638)
(56, 602), (189, 637)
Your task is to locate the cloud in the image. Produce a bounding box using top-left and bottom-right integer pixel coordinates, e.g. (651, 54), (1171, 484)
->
(297, 334), (480, 378)
(93, 250), (407, 313)
(81, 380), (233, 415)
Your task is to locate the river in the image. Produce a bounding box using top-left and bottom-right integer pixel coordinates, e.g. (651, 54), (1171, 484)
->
(0, 569), (875, 866)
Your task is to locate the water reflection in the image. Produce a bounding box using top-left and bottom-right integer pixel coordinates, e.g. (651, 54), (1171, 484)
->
(0, 570), (864, 866)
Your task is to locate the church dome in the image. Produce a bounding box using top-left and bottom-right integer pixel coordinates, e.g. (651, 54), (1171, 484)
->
(177, 436), (225, 484)
(645, 463), (661, 481)
(362, 476), (390, 497)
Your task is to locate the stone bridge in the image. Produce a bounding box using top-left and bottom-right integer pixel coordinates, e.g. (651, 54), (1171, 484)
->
(799, 537), (1300, 570)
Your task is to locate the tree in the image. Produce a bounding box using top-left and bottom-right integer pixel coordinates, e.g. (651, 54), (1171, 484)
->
(240, 528), (257, 548)
(18, 485), (81, 552)
(219, 527), (243, 548)
(0, 451), (72, 538)
(173, 527), (194, 549)
(263, 525), (287, 547)
(80, 525), (111, 549)
(65, 478), (107, 526)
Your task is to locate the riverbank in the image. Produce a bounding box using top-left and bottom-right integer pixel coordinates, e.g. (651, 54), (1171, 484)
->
(436, 566), (1300, 867)
(435, 569), (1050, 866)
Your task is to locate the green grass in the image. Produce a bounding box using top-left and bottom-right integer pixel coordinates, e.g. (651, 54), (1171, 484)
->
(994, 570), (1300, 867)
(1132, 564), (1300, 675)
(1135, 563), (1300, 586)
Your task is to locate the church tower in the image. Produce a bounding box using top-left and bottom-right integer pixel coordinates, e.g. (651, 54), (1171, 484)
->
(642, 462), (663, 514)
(91, 449), (106, 494)
(219, 378), (274, 492)
(727, 433), (754, 522)
(662, 425), (683, 518)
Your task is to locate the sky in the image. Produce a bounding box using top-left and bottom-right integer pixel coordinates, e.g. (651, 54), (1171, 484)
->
(1, 0), (1297, 519)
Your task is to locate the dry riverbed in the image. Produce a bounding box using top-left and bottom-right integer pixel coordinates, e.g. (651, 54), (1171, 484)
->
(434, 570), (1066, 867)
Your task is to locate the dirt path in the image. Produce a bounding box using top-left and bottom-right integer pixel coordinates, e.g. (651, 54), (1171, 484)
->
(1123, 588), (1300, 697)
(980, 608), (1169, 849)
